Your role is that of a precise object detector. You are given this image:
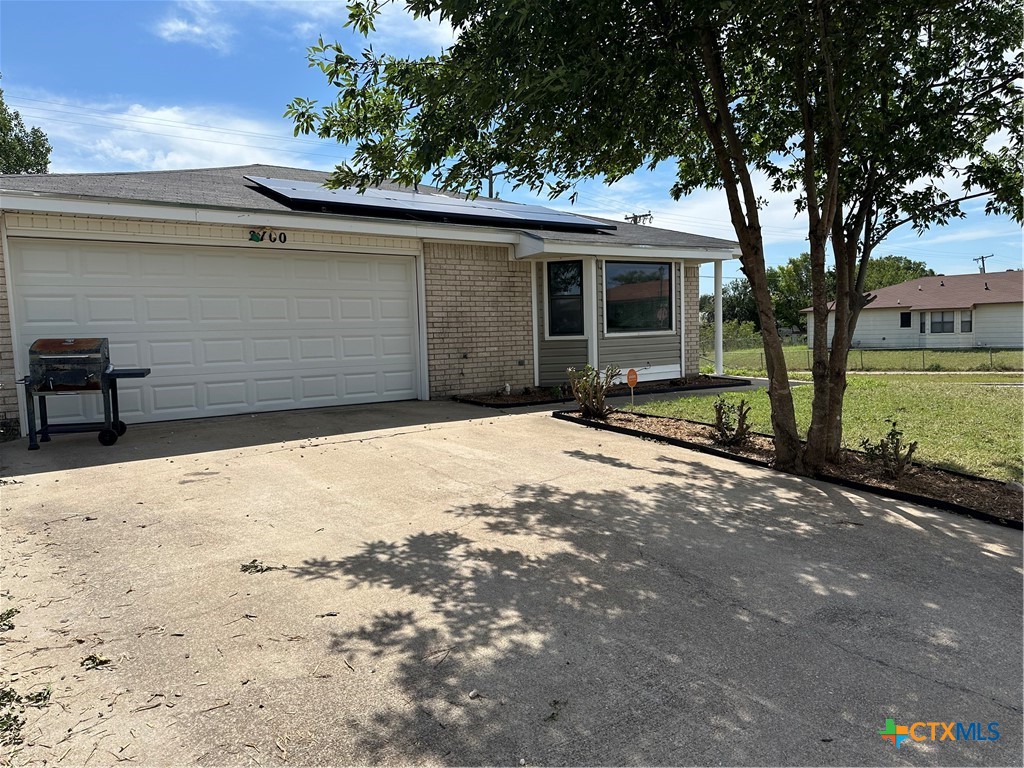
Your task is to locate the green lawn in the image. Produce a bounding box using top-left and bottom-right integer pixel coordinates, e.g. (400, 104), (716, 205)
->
(707, 346), (1023, 375)
(634, 373), (1024, 482)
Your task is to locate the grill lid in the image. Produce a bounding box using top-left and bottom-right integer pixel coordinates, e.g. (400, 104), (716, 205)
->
(30, 338), (109, 357)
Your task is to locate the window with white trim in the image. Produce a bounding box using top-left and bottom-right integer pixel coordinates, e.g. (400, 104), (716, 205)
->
(547, 260), (584, 336)
(930, 311), (955, 333)
(899, 311), (911, 328)
(961, 310), (973, 333)
(604, 261), (673, 333)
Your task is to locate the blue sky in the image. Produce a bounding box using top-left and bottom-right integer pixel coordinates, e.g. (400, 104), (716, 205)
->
(2, 0), (1021, 293)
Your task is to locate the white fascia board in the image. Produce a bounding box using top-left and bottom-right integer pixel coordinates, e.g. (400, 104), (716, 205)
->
(0, 190), (520, 246)
(516, 233), (737, 262)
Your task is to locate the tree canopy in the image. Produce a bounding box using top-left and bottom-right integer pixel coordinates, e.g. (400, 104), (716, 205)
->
(289, 0), (1022, 473)
(0, 77), (51, 174)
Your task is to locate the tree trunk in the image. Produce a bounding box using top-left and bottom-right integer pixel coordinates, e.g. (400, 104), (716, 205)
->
(740, 242), (805, 474)
(802, 236), (833, 473)
(687, 26), (805, 475)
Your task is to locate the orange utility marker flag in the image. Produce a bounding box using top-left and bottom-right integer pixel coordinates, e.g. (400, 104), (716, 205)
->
(626, 368), (638, 407)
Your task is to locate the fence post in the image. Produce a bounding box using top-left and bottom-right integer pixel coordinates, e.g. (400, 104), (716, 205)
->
(806, 349), (810, 370)
(859, 349), (864, 370)
(760, 352), (764, 372)
(922, 349), (926, 370)
(990, 348), (994, 369)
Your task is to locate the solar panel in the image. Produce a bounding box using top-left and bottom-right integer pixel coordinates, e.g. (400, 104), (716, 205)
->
(244, 176), (614, 232)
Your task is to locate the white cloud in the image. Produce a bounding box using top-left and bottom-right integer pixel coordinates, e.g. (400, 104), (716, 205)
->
(244, 0), (457, 51)
(14, 93), (343, 174)
(155, 0), (236, 53)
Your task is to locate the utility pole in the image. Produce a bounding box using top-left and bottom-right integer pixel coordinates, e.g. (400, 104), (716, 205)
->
(974, 253), (993, 273)
(625, 211), (653, 225)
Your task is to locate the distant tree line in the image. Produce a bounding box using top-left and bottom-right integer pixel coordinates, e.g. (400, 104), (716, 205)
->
(0, 74), (51, 174)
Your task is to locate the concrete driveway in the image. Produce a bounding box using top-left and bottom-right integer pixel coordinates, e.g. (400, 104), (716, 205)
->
(1, 402), (1020, 766)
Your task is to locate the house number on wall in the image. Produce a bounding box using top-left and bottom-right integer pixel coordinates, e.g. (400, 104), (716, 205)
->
(248, 229), (287, 244)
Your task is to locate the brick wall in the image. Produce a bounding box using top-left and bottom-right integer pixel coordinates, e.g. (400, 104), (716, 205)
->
(423, 242), (534, 397)
(0, 222), (19, 438)
(684, 264), (700, 378)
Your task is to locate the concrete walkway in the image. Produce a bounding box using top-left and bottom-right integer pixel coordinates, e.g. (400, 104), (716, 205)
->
(1, 401), (1020, 766)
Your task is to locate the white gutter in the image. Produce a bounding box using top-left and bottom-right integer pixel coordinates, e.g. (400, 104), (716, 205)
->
(0, 189), (745, 259)
(516, 232), (738, 262)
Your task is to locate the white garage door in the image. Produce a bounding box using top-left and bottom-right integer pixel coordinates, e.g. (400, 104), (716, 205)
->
(9, 238), (420, 424)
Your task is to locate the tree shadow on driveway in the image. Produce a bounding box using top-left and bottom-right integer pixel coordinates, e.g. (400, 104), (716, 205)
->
(289, 455), (1022, 766)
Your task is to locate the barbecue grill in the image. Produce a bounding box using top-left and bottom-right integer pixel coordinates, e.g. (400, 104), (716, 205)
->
(22, 338), (151, 450)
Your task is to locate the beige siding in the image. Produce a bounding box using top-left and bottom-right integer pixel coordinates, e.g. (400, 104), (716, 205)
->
(0, 218), (17, 436)
(974, 303), (1024, 347)
(2, 212), (419, 255)
(423, 242), (533, 397)
(597, 261), (682, 373)
(811, 303), (1023, 349)
(536, 262), (588, 386)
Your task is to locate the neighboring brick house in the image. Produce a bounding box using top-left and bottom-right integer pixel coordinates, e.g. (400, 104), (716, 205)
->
(0, 165), (736, 435)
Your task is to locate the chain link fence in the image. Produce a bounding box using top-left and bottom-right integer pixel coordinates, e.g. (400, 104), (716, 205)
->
(700, 328), (1023, 373)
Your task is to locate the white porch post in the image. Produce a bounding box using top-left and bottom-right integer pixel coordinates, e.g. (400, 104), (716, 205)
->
(714, 260), (724, 375)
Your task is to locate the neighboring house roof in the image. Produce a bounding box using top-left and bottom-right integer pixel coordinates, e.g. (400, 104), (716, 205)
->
(801, 270), (1024, 313)
(606, 279), (672, 302)
(0, 164), (739, 252)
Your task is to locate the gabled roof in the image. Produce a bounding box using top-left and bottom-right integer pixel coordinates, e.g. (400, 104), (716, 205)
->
(802, 270), (1024, 313)
(0, 164), (739, 252)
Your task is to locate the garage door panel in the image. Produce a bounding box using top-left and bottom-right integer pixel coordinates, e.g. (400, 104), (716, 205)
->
(11, 239), (420, 423)
(206, 380), (249, 408)
(253, 377), (295, 405)
(201, 339), (246, 365)
(82, 250), (133, 277)
(151, 383), (200, 414)
(300, 375), (340, 400)
(21, 295), (78, 324)
(109, 340), (143, 367)
(145, 296), (192, 322)
(86, 295), (137, 323)
(383, 370), (416, 394)
(297, 337), (337, 361)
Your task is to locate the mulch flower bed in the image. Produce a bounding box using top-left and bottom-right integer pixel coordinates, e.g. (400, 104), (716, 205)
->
(456, 375), (746, 408)
(556, 409), (1022, 527)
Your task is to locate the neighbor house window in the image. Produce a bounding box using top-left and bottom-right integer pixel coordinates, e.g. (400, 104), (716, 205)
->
(547, 260), (584, 336)
(961, 310), (973, 333)
(899, 311), (911, 328)
(920, 313), (926, 333)
(931, 311), (955, 333)
(605, 261), (673, 333)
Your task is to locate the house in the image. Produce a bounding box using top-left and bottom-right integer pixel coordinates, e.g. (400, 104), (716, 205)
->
(0, 165), (738, 433)
(805, 271), (1023, 349)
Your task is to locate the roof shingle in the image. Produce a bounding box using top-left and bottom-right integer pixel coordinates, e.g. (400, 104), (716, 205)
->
(0, 164), (738, 251)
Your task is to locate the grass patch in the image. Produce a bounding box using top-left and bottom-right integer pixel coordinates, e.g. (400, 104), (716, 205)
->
(634, 373), (1023, 482)
(706, 346), (1023, 375)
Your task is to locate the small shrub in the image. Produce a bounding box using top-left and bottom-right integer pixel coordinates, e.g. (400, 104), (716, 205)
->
(549, 385), (564, 400)
(567, 364), (620, 420)
(713, 397), (752, 446)
(860, 419), (918, 480)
